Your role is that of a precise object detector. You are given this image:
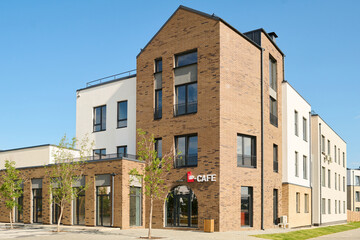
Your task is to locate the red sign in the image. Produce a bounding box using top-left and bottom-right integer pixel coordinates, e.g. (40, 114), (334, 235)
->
(187, 171), (194, 182)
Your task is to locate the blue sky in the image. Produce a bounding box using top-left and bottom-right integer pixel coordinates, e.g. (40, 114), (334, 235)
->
(0, 0), (359, 168)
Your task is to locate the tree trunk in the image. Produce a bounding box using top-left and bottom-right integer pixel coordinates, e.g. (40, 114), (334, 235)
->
(57, 204), (64, 233)
(9, 210), (13, 230)
(148, 197), (153, 239)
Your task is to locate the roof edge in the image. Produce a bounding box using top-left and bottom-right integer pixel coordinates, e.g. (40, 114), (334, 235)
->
(244, 28), (285, 56)
(311, 114), (347, 144)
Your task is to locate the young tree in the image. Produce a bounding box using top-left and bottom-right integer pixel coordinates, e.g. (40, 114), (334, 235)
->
(0, 160), (23, 229)
(130, 129), (175, 239)
(45, 135), (93, 232)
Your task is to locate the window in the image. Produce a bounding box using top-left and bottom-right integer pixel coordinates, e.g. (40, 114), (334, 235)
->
(117, 101), (128, 128)
(237, 134), (257, 168)
(32, 179), (43, 223)
(155, 138), (162, 159)
(241, 186), (253, 227)
(303, 117), (307, 141)
(294, 111), (299, 136)
(343, 152), (345, 167)
(338, 174), (340, 191)
(327, 140), (331, 155)
(154, 59), (162, 119)
(175, 135), (198, 168)
(343, 201), (346, 214)
(322, 198), (326, 214)
(356, 176), (360, 186)
(155, 58), (162, 73)
(93, 105), (106, 132)
(73, 186), (85, 226)
(357, 208), (360, 212)
(175, 83), (197, 116)
(269, 56), (277, 91)
(328, 199), (331, 214)
(117, 146), (127, 158)
(273, 189), (278, 225)
(335, 172), (337, 190)
(321, 135), (325, 153)
(295, 152), (299, 177)
(175, 51), (197, 68)
(93, 149), (106, 160)
(343, 177), (345, 192)
(296, 192), (300, 213)
(270, 97), (278, 127)
(96, 175), (111, 227)
(273, 144), (278, 173)
(130, 187), (142, 226)
(356, 191), (360, 202)
(339, 200), (341, 214)
(338, 148), (340, 165)
(303, 155), (307, 179)
(334, 145), (337, 162)
(305, 194), (309, 213)
(328, 170), (331, 188)
(335, 200), (337, 214)
(322, 167), (326, 187)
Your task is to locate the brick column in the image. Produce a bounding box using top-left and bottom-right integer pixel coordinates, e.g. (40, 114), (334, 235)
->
(42, 178), (51, 224)
(113, 174), (122, 228)
(23, 180), (32, 224)
(85, 175), (96, 226)
(62, 200), (72, 225)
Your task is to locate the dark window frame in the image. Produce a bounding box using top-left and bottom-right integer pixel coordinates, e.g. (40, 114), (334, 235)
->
(117, 146), (127, 158)
(237, 134), (257, 168)
(155, 138), (162, 159)
(273, 144), (278, 173)
(175, 134), (198, 168)
(93, 105), (106, 132)
(130, 186), (142, 226)
(270, 97), (278, 127)
(155, 58), (162, 73)
(241, 186), (253, 228)
(154, 89), (162, 120)
(174, 82), (198, 116)
(269, 55), (277, 91)
(93, 149), (106, 160)
(174, 50), (197, 69)
(117, 100), (128, 128)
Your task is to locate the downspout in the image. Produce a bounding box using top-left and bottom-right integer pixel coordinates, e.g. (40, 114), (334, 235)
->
(111, 173), (116, 227)
(309, 112), (313, 225)
(261, 48), (265, 230)
(319, 123), (322, 225)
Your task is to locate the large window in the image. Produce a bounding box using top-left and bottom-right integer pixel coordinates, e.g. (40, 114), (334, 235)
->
(303, 117), (307, 141)
(304, 194), (309, 213)
(175, 51), (197, 67)
(73, 187), (85, 225)
(237, 134), (256, 168)
(96, 186), (111, 226)
(303, 155), (307, 179)
(270, 97), (278, 127)
(356, 192), (360, 202)
(154, 59), (162, 120)
(273, 144), (278, 173)
(294, 110), (298, 136)
(273, 189), (278, 225)
(52, 196), (60, 224)
(175, 135), (198, 168)
(130, 187), (142, 226)
(15, 195), (23, 223)
(322, 198), (326, 214)
(155, 138), (162, 159)
(33, 189), (42, 223)
(269, 56), (277, 91)
(117, 146), (127, 158)
(117, 101), (128, 128)
(155, 58), (162, 73)
(296, 192), (300, 213)
(241, 186), (253, 227)
(93, 149), (106, 160)
(322, 167), (326, 187)
(356, 176), (360, 186)
(93, 105), (106, 132)
(295, 152), (299, 177)
(175, 83), (197, 116)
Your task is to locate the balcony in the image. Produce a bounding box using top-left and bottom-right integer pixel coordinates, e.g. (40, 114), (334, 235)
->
(237, 154), (256, 168)
(76, 153), (138, 162)
(174, 101), (197, 116)
(175, 154), (198, 168)
(270, 113), (278, 127)
(154, 107), (162, 120)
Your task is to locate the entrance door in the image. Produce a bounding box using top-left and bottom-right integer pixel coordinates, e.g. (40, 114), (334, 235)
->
(52, 201), (60, 224)
(33, 189), (42, 223)
(73, 192), (85, 225)
(176, 195), (190, 227)
(15, 196), (23, 223)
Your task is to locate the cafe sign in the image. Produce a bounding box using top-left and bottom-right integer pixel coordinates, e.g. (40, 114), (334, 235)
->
(187, 171), (216, 183)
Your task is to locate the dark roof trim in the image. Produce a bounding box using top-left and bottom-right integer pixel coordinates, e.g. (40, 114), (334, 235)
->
(282, 80), (311, 107)
(0, 144), (59, 153)
(311, 114), (347, 144)
(244, 28), (285, 56)
(136, 5), (263, 58)
(77, 74), (136, 92)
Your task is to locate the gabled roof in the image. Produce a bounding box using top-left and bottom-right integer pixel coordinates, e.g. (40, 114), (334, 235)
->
(137, 5), (285, 58)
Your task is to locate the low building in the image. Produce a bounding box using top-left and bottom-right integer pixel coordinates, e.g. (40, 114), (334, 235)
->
(347, 168), (360, 211)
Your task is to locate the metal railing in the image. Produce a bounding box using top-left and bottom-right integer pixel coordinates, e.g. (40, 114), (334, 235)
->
(75, 153), (138, 162)
(174, 101), (197, 116)
(154, 107), (162, 119)
(237, 155), (256, 168)
(270, 113), (278, 127)
(86, 69), (136, 87)
(175, 154), (198, 168)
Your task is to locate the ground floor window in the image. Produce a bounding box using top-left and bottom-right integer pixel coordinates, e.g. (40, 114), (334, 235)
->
(166, 185), (198, 228)
(241, 186), (253, 227)
(73, 188), (86, 225)
(15, 195), (23, 223)
(356, 207), (360, 212)
(33, 189), (42, 223)
(96, 186), (111, 226)
(52, 197), (60, 224)
(130, 187), (142, 226)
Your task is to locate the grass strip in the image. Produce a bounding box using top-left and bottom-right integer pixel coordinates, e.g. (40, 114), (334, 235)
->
(252, 221), (360, 240)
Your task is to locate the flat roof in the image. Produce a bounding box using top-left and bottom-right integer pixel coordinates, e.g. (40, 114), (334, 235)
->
(0, 144), (80, 153)
(77, 73), (136, 92)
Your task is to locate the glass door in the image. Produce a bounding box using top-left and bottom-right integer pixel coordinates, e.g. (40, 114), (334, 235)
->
(33, 189), (42, 223)
(15, 196), (23, 223)
(73, 190), (85, 225)
(96, 186), (111, 226)
(176, 195), (190, 227)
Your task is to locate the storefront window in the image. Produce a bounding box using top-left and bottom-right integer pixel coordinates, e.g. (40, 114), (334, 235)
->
(96, 186), (111, 226)
(33, 189), (42, 223)
(52, 197), (60, 224)
(166, 185), (198, 228)
(73, 188), (86, 225)
(15, 195), (23, 223)
(130, 187), (142, 226)
(241, 186), (253, 227)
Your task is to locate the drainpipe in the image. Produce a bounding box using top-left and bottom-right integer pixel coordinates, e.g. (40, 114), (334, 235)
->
(309, 112), (313, 226)
(111, 173), (116, 227)
(261, 48), (265, 230)
(319, 123), (322, 225)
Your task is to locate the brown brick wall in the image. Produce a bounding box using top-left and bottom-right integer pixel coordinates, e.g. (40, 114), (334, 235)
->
(347, 210), (360, 222)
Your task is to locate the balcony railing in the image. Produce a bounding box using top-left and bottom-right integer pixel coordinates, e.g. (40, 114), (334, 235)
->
(174, 101), (197, 116)
(154, 107), (162, 119)
(270, 113), (278, 127)
(273, 161), (278, 173)
(237, 154), (256, 168)
(86, 69), (136, 87)
(75, 153), (138, 162)
(175, 154), (198, 168)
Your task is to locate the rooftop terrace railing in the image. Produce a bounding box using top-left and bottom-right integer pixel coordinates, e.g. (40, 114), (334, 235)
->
(86, 69), (136, 87)
(74, 153), (139, 162)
